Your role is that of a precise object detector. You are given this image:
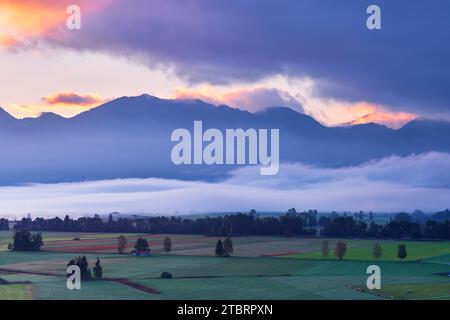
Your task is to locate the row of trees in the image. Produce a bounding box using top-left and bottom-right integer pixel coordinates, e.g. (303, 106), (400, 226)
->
(11, 210), (318, 236)
(117, 236), (173, 254)
(67, 256), (103, 280)
(10, 211), (450, 240)
(320, 240), (408, 260)
(321, 217), (450, 239)
(117, 235), (233, 258)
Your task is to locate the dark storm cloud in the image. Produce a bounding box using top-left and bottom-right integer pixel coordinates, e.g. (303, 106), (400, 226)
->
(50, 0), (450, 114)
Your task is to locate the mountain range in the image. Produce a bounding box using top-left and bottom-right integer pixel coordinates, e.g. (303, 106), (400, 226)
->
(1, 94), (450, 185)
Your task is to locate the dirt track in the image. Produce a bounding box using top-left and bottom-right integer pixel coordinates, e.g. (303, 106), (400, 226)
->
(107, 278), (160, 294)
(0, 268), (62, 277)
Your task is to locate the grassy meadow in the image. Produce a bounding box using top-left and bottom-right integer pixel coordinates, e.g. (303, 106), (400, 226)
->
(0, 231), (448, 300)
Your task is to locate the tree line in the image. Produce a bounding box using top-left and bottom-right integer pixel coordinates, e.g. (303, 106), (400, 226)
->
(320, 240), (409, 260)
(321, 216), (450, 239)
(11, 209), (318, 236)
(0, 218), (8, 230)
(7, 209), (450, 240)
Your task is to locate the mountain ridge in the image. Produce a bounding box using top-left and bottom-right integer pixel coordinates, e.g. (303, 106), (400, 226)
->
(0, 95), (449, 185)
(1, 95), (448, 131)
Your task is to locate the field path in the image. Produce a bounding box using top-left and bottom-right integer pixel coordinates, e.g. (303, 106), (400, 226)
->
(0, 268), (62, 277)
(107, 278), (160, 294)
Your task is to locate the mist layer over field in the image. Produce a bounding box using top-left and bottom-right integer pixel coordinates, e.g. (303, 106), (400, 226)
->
(1, 152), (449, 217)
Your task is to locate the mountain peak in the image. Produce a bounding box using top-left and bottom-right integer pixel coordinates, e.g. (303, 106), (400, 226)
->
(37, 112), (64, 120)
(400, 118), (450, 131)
(0, 106), (15, 121)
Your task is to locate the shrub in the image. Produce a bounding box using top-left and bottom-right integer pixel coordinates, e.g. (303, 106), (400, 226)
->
(161, 272), (173, 279)
(373, 243), (383, 259)
(397, 244), (407, 259)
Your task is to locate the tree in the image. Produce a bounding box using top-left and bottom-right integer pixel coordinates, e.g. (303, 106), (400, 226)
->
(32, 233), (43, 251)
(397, 244), (407, 259)
(79, 255), (91, 279)
(69, 256), (92, 280)
(372, 242), (383, 259)
(93, 257), (103, 279)
(12, 231), (43, 251)
(215, 240), (224, 257)
(67, 259), (76, 267)
(163, 237), (172, 253)
(117, 235), (127, 254)
(223, 237), (234, 257)
(320, 240), (330, 257)
(135, 238), (150, 252)
(409, 223), (422, 239)
(334, 241), (347, 260)
(161, 271), (173, 279)
(394, 212), (412, 223)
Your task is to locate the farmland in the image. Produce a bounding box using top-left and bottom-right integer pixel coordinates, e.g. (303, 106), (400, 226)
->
(0, 231), (448, 300)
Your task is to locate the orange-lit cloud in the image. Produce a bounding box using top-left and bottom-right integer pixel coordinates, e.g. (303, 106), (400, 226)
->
(43, 92), (105, 107)
(3, 92), (107, 119)
(174, 86), (304, 112)
(175, 86), (415, 129)
(338, 103), (416, 129)
(0, 0), (110, 47)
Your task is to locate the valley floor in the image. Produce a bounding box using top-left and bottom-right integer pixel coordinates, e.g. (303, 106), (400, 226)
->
(0, 231), (448, 300)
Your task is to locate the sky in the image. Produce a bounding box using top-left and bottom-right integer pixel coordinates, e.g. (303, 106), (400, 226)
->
(1, 0), (448, 128)
(0, 152), (449, 217)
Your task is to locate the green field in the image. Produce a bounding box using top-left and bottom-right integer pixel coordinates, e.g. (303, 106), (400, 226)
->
(0, 231), (448, 300)
(0, 284), (33, 300)
(282, 239), (450, 261)
(378, 283), (450, 300)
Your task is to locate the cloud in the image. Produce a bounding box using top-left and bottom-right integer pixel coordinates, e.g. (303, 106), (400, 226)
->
(0, 0), (110, 47)
(3, 1), (449, 118)
(43, 92), (105, 107)
(3, 92), (107, 119)
(17, 0), (447, 116)
(226, 152), (450, 190)
(174, 86), (304, 113)
(336, 102), (416, 129)
(0, 152), (449, 217)
(173, 77), (418, 128)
